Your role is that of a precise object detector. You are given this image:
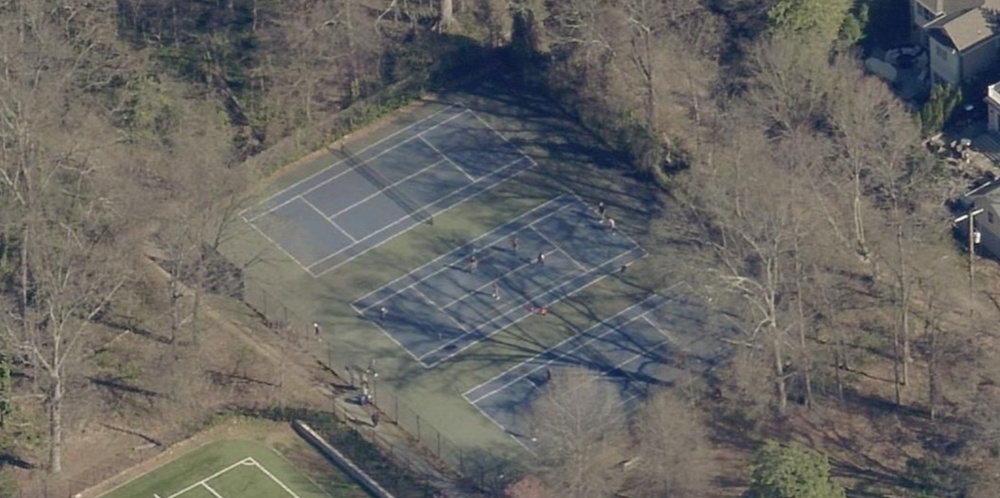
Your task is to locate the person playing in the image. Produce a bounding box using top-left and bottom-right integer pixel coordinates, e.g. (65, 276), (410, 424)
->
(492, 283), (501, 300)
(313, 322), (322, 341)
(598, 201), (607, 222)
(379, 306), (388, 322)
(538, 306), (549, 316)
(469, 254), (479, 273)
(537, 252), (545, 265)
(511, 235), (521, 253)
(608, 217), (617, 234)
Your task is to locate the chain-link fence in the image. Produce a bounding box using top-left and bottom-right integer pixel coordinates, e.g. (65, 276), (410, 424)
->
(241, 278), (306, 334)
(342, 364), (463, 473)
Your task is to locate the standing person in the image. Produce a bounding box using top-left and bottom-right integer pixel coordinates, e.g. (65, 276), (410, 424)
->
(492, 283), (501, 300)
(597, 201), (607, 222)
(511, 235), (520, 253)
(608, 217), (617, 234)
(620, 264), (628, 274)
(371, 410), (381, 427)
(313, 322), (322, 341)
(379, 306), (388, 322)
(469, 254), (479, 273)
(537, 252), (545, 265)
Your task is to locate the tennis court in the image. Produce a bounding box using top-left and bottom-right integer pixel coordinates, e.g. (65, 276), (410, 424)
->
(240, 104), (535, 277)
(462, 287), (723, 447)
(351, 194), (647, 368)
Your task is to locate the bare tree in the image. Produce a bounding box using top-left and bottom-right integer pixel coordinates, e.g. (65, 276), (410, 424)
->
(624, 389), (712, 497)
(528, 368), (630, 498)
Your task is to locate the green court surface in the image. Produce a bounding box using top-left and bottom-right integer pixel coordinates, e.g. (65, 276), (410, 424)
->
(98, 440), (359, 498)
(220, 80), (684, 466)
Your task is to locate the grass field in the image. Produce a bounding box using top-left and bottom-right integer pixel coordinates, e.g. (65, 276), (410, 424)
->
(98, 439), (367, 498)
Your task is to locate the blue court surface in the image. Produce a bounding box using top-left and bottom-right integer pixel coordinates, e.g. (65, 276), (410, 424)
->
(462, 288), (725, 447)
(240, 104), (536, 276)
(351, 195), (647, 368)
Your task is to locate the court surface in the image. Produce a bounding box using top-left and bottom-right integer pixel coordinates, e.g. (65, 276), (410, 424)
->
(351, 194), (647, 368)
(240, 104), (535, 277)
(463, 288), (723, 447)
(97, 440), (336, 498)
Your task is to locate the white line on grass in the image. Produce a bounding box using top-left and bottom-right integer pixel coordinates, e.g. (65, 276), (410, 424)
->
(247, 457), (304, 498)
(249, 110), (469, 222)
(239, 105), (461, 217)
(201, 483), (225, 498)
(164, 458), (253, 498)
(310, 154), (536, 277)
(300, 197), (358, 243)
(642, 314), (676, 344)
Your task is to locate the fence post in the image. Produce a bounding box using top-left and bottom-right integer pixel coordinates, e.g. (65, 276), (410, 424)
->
(416, 414), (421, 441)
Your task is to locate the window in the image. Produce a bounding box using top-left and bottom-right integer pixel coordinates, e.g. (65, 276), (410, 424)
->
(989, 211), (994, 224)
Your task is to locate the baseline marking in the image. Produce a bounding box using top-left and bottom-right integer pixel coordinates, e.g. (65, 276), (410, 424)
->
(419, 136), (475, 182)
(241, 214), (316, 277)
(530, 228), (588, 272)
(248, 110), (469, 221)
(249, 457), (304, 498)
(163, 458), (253, 498)
(423, 247), (646, 366)
(642, 315), (676, 344)
(439, 248), (561, 311)
(412, 287), (474, 337)
(240, 105), (462, 217)
(300, 197), (358, 243)
(463, 292), (672, 403)
(351, 195), (572, 308)
(311, 154), (534, 276)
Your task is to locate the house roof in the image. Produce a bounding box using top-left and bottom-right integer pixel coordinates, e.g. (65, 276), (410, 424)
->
(932, 0), (1000, 51)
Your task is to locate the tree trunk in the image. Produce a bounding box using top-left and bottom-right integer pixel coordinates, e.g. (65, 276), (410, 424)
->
(48, 372), (63, 473)
(794, 255), (813, 408)
(772, 324), (787, 412)
(927, 311), (939, 420)
(438, 0), (455, 33)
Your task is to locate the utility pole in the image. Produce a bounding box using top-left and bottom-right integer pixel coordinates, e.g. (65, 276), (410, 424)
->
(955, 207), (984, 328)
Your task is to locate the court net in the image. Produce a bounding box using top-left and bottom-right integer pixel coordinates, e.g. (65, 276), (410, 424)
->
(342, 145), (434, 226)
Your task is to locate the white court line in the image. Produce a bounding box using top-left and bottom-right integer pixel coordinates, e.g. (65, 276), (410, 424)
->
(359, 199), (576, 313)
(423, 248), (647, 366)
(310, 154), (534, 276)
(201, 483), (224, 498)
(240, 105), (461, 217)
(439, 249), (558, 311)
(299, 197), (358, 243)
(530, 228), (589, 272)
(419, 136), (475, 181)
(350, 301), (426, 364)
(412, 286), (474, 337)
(468, 111), (532, 159)
(240, 213), (317, 277)
(642, 314), (677, 344)
(164, 458), (253, 498)
(463, 291), (673, 402)
(323, 158), (450, 220)
(461, 391), (532, 451)
(351, 195), (572, 307)
(248, 457), (304, 498)
(248, 110), (470, 222)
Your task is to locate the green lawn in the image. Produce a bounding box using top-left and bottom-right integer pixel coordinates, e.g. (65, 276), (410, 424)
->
(98, 439), (369, 498)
